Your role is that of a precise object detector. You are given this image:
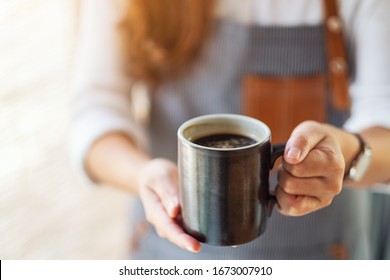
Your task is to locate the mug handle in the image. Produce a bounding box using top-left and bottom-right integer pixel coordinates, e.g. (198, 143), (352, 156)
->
(271, 143), (286, 169)
(267, 143), (286, 216)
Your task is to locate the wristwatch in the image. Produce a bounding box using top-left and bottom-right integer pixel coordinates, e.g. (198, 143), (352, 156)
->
(345, 134), (372, 182)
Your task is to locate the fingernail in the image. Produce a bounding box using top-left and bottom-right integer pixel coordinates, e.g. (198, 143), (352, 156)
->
(186, 245), (200, 253)
(185, 246), (195, 253)
(287, 147), (301, 160)
(168, 201), (179, 217)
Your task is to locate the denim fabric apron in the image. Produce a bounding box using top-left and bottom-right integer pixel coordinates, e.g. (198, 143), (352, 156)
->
(128, 19), (371, 260)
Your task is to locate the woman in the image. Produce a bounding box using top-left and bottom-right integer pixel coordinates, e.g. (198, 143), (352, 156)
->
(70, 0), (390, 259)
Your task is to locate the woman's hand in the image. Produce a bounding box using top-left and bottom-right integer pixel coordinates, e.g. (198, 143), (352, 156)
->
(137, 158), (201, 253)
(275, 121), (346, 216)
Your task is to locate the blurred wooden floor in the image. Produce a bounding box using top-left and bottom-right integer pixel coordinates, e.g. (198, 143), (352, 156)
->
(0, 0), (130, 259)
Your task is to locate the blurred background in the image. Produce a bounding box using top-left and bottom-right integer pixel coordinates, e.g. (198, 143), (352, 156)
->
(0, 0), (131, 259)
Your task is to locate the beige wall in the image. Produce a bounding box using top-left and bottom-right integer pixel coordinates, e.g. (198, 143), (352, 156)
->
(0, 0), (130, 259)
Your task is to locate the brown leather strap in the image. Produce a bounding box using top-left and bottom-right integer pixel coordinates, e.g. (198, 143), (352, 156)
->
(323, 0), (350, 110)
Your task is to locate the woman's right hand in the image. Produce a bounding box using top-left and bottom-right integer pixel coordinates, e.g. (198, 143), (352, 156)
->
(137, 158), (201, 253)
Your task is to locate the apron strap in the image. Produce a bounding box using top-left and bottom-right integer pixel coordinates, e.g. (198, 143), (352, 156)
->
(323, 0), (350, 110)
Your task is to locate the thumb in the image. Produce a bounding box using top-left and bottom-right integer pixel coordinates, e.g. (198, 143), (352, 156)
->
(284, 121), (326, 165)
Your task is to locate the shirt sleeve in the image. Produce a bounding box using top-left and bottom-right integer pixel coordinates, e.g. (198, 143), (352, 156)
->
(342, 0), (390, 191)
(69, 0), (148, 182)
(343, 0), (390, 132)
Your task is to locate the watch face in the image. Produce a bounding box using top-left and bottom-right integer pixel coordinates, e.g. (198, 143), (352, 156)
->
(349, 146), (372, 182)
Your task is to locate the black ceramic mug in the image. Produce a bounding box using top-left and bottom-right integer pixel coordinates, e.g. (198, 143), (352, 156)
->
(177, 114), (285, 246)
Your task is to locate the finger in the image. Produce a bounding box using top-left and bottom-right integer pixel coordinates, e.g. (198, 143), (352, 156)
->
(277, 168), (331, 197)
(141, 187), (201, 252)
(150, 172), (180, 218)
(284, 121), (327, 164)
(158, 215), (201, 253)
(275, 185), (324, 216)
(282, 148), (341, 178)
(141, 160), (180, 218)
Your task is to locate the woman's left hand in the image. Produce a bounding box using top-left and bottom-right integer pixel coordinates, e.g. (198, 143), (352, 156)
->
(275, 121), (346, 216)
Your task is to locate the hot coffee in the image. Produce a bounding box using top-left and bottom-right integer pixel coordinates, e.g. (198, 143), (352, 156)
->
(194, 133), (256, 149)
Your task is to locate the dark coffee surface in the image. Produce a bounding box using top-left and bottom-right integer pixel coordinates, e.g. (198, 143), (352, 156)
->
(194, 133), (256, 149)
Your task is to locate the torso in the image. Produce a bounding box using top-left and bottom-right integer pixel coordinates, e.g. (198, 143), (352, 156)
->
(130, 18), (370, 260)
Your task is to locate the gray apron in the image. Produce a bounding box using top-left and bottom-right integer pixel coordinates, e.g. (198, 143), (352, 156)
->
(370, 193), (390, 259)
(129, 19), (371, 260)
